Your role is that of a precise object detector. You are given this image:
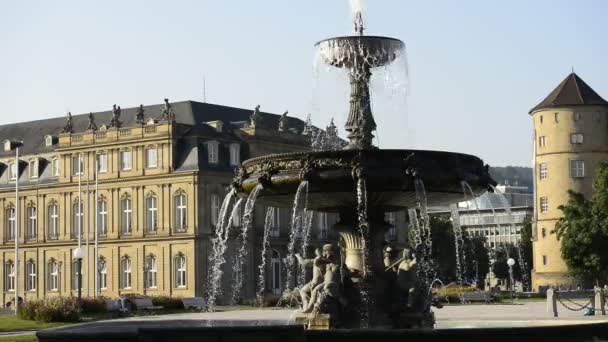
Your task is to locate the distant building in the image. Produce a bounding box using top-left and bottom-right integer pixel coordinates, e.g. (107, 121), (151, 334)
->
(530, 73), (608, 291)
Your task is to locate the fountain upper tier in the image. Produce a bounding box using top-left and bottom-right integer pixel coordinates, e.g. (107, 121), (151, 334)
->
(316, 36), (405, 70)
(234, 149), (495, 212)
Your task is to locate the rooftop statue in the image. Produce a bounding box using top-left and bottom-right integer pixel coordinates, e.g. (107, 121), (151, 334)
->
(278, 111), (289, 132)
(109, 104), (122, 128)
(159, 98), (175, 122)
(62, 112), (73, 134)
(136, 104), (145, 124)
(87, 112), (97, 131)
(250, 105), (262, 128)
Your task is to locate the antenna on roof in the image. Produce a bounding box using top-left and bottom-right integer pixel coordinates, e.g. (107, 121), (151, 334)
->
(571, 66), (575, 74)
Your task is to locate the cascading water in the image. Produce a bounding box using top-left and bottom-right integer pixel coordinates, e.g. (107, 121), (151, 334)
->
(297, 210), (315, 287)
(256, 207), (275, 306)
(230, 184), (263, 305)
(413, 178), (434, 287)
(285, 181), (309, 291)
(449, 204), (465, 299)
(355, 177), (371, 328)
(205, 190), (239, 311)
(490, 184), (529, 291)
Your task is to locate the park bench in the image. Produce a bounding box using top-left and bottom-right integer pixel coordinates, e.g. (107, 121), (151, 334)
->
(182, 297), (206, 311)
(131, 297), (164, 315)
(462, 291), (494, 304)
(105, 299), (129, 318)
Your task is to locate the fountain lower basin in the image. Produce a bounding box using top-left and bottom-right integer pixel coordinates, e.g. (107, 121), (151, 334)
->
(235, 149), (494, 212)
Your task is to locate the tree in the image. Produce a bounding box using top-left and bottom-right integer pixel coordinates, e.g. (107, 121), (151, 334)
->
(519, 218), (533, 290)
(428, 215), (456, 282)
(492, 244), (523, 290)
(462, 234), (489, 289)
(554, 162), (608, 286)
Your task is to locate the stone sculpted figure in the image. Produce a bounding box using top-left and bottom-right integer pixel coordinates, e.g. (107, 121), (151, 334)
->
(295, 248), (329, 311)
(397, 248), (417, 306)
(87, 112), (97, 131)
(109, 104), (122, 128)
(250, 105), (262, 128)
(160, 98), (175, 122)
(62, 112), (73, 133)
(278, 111), (288, 132)
(136, 104), (145, 124)
(302, 244), (347, 314)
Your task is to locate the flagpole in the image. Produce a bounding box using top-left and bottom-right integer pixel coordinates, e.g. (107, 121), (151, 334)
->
(78, 155), (82, 250)
(94, 157), (99, 297)
(14, 146), (19, 316)
(86, 158), (90, 297)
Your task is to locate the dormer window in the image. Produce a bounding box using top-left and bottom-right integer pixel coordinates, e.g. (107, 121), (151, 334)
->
(29, 159), (38, 179)
(206, 121), (223, 133)
(52, 158), (60, 177)
(4, 140), (11, 152)
(207, 141), (219, 164)
(45, 135), (56, 147)
(146, 118), (156, 126)
(8, 162), (17, 180)
(229, 143), (240, 166)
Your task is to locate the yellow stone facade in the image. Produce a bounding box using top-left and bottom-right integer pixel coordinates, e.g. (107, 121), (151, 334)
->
(531, 102), (608, 290)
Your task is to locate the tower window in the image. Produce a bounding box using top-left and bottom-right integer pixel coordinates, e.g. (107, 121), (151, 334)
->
(542, 255), (548, 265)
(554, 112), (559, 123)
(539, 115), (543, 124)
(570, 160), (585, 178)
(540, 197), (548, 213)
(570, 133), (583, 144)
(541, 227), (546, 238)
(539, 163), (547, 180)
(539, 136), (547, 148)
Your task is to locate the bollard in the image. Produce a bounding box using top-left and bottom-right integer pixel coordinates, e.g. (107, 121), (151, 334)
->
(595, 286), (606, 316)
(547, 288), (558, 317)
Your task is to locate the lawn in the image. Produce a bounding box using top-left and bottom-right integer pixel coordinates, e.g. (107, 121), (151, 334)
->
(0, 316), (71, 333)
(0, 335), (37, 342)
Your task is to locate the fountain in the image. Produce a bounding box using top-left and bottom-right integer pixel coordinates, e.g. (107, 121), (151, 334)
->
(230, 2), (494, 329)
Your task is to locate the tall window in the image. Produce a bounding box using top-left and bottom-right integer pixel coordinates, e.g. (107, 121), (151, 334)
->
(72, 155), (83, 176)
(9, 162), (17, 180)
(207, 142), (219, 164)
(540, 197), (548, 213)
(120, 150), (132, 171)
(174, 192), (187, 232)
(48, 202), (59, 240)
(554, 112), (559, 123)
(210, 194), (220, 226)
(145, 147), (158, 168)
(27, 205), (37, 240)
(72, 201), (83, 239)
(542, 255), (548, 265)
(96, 152), (108, 173)
(570, 160), (585, 178)
(229, 143), (240, 166)
(121, 196), (132, 234)
(52, 158), (60, 177)
(97, 198), (107, 236)
(319, 213), (328, 240)
(71, 260), (81, 290)
(47, 260), (59, 291)
(539, 163), (548, 180)
(539, 115), (543, 124)
(145, 255), (157, 289)
(270, 208), (280, 237)
(386, 212), (397, 240)
(29, 160), (38, 178)
(570, 133), (584, 144)
(538, 136), (547, 148)
(146, 194), (158, 233)
(175, 254), (187, 288)
(121, 256), (132, 289)
(98, 258), (107, 290)
(5, 207), (15, 241)
(271, 251), (281, 294)
(26, 260), (36, 291)
(4, 261), (15, 292)
(541, 227), (546, 238)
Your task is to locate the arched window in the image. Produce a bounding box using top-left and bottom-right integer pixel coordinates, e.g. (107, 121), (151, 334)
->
(318, 213), (329, 240)
(4, 260), (15, 292)
(72, 199), (83, 239)
(210, 193), (219, 226)
(270, 207), (280, 238)
(47, 201), (59, 240)
(98, 257), (107, 290)
(26, 259), (36, 291)
(174, 253), (186, 288)
(97, 196), (107, 236)
(174, 191), (187, 232)
(27, 203), (37, 240)
(120, 256), (132, 289)
(5, 206), (15, 241)
(146, 193), (158, 233)
(121, 195), (132, 235)
(47, 259), (59, 291)
(145, 255), (157, 289)
(271, 251), (281, 295)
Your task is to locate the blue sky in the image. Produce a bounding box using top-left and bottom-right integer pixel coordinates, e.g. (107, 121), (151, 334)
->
(1, 0), (606, 167)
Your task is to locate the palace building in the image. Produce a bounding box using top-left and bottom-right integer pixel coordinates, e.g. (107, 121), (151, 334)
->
(530, 73), (608, 290)
(0, 100), (409, 306)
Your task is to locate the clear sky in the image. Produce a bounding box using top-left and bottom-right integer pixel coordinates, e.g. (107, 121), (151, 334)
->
(1, 0), (606, 167)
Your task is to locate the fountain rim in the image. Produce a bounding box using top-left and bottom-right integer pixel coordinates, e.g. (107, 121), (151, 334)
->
(314, 35), (405, 48)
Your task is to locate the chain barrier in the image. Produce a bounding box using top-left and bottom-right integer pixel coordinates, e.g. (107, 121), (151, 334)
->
(554, 292), (603, 312)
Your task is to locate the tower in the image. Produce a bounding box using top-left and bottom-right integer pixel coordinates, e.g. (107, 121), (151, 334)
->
(530, 72), (608, 290)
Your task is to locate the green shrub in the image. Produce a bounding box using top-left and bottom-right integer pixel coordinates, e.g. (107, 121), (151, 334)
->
(19, 297), (81, 323)
(150, 296), (184, 310)
(80, 297), (106, 314)
(18, 300), (41, 321)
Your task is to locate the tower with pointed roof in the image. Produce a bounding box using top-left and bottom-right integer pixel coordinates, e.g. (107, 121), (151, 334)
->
(530, 72), (608, 290)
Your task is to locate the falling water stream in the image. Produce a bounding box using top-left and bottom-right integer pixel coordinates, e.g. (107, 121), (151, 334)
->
(256, 207), (275, 306)
(298, 210), (315, 287)
(286, 181), (309, 290)
(230, 185), (263, 305)
(449, 204), (465, 300)
(356, 178), (371, 328)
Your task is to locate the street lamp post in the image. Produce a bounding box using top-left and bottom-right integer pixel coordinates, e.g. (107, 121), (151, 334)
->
(507, 257), (516, 304)
(73, 248), (84, 304)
